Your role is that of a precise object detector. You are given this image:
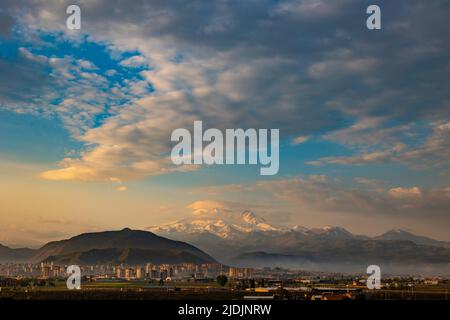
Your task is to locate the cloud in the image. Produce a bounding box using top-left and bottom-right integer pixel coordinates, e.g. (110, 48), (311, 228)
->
(252, 176), (450, 222)
(116, 185), (128, 192)
(388, 186), (422, 199)
(0, 0), (449, 181)
(182, 175), (450, 236)
(1, 45), (149, 138)
(0, 47), (52, 109)
(185, 199), (292, 224)
(188, 200), (232, 216)
(355, 177), (381, 188)
(291, 135), (309, 145)
(311, 121), (450, 168)
(308, 55), (381, 80)
(309, 149), (397, 166)
(273, 0), (354, 21)
(0, 7), (15, 37)
(119, 55), (147, 68)
(186, 200), (253, 222)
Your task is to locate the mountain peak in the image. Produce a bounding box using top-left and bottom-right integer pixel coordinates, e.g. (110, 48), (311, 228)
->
(375, 229), (450, 248)
(241, 210), (255, 217)
(241, 210), (263, 225)
(387, 228), (409, 234)
(147, 209), (282, 240)
(380, 229), (417, 237)
(291, 225), (308, 233)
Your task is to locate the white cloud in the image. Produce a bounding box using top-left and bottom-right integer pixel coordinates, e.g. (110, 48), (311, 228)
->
(308, 56), (381, 80)
(312, 121), (450, 168)
(388, 186), (422, 199)
(119, 55), (147, 68)
(116, 185), (128, 192)
(291, 135), (309, 145)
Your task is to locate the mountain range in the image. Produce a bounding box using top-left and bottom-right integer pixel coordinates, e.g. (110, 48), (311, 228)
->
(1, 211), (449, 275)
(146, 210), (450, 274)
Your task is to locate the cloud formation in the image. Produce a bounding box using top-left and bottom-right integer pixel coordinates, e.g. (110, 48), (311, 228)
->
(311, 121), (450, 168)
(0, 0), (448, 183)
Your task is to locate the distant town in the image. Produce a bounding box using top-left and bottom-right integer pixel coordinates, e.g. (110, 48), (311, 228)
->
(1, 262), (449, 300)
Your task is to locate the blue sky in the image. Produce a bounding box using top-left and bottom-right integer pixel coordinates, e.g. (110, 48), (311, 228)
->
(0, 0), (449, 246)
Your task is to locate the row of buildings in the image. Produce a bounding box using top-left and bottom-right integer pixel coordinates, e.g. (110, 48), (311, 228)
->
(4, 262), (252, 281)
(0, 262), (256, 281)
(112, 265), (254, 280)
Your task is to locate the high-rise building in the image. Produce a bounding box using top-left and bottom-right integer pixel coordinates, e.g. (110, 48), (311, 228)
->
(135, 266), (144, 279)
(145, 263), (153, 276)
(41, 266), (50, 278)
(228, 267), (253, 278)
(228, 267), (238, 278)
(125, 268), (133, 279)
(52, 266), (61, 278)
(243, 268), (253, 278)
(116, 267), (123, 278)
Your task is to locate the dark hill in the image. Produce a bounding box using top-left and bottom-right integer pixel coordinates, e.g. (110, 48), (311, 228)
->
(0, 244), (36, 263)
(30, 228), (216, 264)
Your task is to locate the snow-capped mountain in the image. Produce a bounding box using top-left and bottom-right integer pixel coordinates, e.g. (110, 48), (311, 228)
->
(145, 208), (369, 259)
(147, 210), (284, 240)
(241, 210), (280, 232)
(146, 209), (450, 274)
(306, 225), (364, 240)
(147, 209), (364, 242)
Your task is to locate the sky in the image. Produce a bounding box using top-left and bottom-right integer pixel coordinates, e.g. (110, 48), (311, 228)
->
(0, 0), (449, 247)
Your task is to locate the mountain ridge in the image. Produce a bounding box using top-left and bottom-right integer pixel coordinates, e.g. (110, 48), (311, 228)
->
(145, 210), (450, 274)
(146, 210), (448, 245)
(375, 229), (450, 248)
(0, 228), (217, 265)
(1, 213), (449, 275)
(0, 244), (36, 263)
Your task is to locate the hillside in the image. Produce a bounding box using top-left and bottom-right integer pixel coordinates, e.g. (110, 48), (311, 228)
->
(29, 228), (216, 264)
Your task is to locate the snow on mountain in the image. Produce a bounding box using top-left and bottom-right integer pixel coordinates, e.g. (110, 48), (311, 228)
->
(307, 226), (356, 239)
(146, 207), (367, 242)
(147, 200), (380, 243)
(147, 209), (284, 240)
(241, 210), (262, 225)
(290, 225), (308, 233)
(148, 209), (448, 249)
(240, 210), (279, 231)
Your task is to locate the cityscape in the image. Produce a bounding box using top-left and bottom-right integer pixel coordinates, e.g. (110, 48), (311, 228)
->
(0, 225), (448, 300)
(1, 261), (449, 300)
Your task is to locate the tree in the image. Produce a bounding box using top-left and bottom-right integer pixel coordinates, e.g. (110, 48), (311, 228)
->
(216, 275), (228, 287)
